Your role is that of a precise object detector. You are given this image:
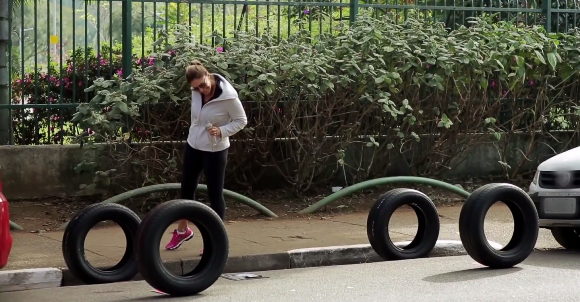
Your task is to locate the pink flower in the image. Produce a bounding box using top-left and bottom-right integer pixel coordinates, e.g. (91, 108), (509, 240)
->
(78, 81), (83, 87)
(304, 9), (310, 14)
(64, 77), (70, 83)
(528, 80), (535, 86)
(490, 80), (496, 88)
(216, 46), (224, 53)
(168, 50), (175, 56)
(117, 69), (123, 77)
(149, 58), (155, 65)
(136, 58), (142, 65)
(426, 64), (431, 69)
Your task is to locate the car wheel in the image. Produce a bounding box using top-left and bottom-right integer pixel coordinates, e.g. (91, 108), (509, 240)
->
(551, 227), (580, 250)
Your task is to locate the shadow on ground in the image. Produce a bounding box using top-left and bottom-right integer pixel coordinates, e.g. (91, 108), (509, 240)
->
(423, 249), (580, 284)
(523, 249), (580, 270)
(422, 267), (523, 283)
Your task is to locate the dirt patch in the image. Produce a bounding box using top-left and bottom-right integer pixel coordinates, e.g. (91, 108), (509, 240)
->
(8, 178), (530, 232)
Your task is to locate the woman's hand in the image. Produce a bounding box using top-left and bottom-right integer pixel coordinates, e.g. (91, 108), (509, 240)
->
(208, 126), (222, 138)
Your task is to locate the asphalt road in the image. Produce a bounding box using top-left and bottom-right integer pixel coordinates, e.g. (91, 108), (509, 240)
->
(3, 250), (580, 302)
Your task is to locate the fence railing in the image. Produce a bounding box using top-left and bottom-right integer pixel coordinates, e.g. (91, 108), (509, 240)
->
(3, 0), (580, 145)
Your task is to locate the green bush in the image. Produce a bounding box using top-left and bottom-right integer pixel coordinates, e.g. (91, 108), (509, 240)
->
(10, 45), (124, 145)
(73, 12), (580, 194)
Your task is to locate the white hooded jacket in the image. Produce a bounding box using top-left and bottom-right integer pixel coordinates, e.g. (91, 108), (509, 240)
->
(187, 74), (248, 152)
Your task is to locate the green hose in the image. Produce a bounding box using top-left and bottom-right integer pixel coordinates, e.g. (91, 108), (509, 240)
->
(55, 176), (469, 230)
(298, 176), (471, 214)
(57, 183), (278, 230)
(9, 220), (23, 231)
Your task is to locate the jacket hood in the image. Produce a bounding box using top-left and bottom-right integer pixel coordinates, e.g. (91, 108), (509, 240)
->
(213, 74), (238, 102)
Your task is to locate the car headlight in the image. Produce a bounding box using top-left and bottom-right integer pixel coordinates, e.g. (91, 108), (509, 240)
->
(532, 170), (540, 185)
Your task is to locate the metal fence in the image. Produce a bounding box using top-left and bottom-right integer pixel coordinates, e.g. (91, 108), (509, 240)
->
(2, 0), (580, 145)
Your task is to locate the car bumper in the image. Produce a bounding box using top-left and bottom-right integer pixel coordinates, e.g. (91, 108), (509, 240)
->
(529, 189), (580, 228)
(538, 219), (580, 227)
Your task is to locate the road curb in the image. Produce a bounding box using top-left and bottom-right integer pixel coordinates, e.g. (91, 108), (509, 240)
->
(0, 268), (62, 293)
(8, 240), (502, 290)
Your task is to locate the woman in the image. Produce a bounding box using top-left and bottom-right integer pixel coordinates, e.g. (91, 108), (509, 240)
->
(165, 60), (248, 251)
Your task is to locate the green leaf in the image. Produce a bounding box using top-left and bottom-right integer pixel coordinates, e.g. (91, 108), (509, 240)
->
(169, 94), (181, 102)
(433, 107), (441, 116)
(484, 117), (496, 124)
(411, 132), (420, 142)
(467, 40), (475, 49)
(515, 56), (524, 67)
(78, 104), (89, 115)
(479, 77), (488, 90)
(534, 50), (546, 65)
(71, 112), (84, 123)
(561, 65), (574, 81)
(118, 102), (129, 113)
(547, 52), (557, 70)
(264, 84), (274, 95)
(437, 114), (453, 128)
(324, 81), (334, 90)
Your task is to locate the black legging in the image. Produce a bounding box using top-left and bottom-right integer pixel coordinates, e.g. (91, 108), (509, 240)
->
(180, 144), (228, 219)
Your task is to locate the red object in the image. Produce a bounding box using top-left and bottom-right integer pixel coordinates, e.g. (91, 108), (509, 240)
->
(0, 179), (13, 269)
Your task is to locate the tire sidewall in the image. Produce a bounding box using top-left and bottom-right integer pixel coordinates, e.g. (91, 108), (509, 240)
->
(62, 204), (141, 284)
(368, 189), (440, 260)
(137, 200), (229, 296)
(459, 183), (539, 268)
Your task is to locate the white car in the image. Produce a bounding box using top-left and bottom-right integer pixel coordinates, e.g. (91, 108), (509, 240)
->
(529, 146), (580, 249)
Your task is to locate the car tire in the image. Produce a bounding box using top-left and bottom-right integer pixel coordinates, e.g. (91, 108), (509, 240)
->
(367, 188), (440, 260)
(551, 227), (580, 250)
(136, 200), (229, 297)
(62, 203), (141, 284)
(366, 189), (403, 253)
(459, 183), (539, 268)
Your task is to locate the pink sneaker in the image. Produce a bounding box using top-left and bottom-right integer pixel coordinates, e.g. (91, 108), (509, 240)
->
(165, 228), (194, 250)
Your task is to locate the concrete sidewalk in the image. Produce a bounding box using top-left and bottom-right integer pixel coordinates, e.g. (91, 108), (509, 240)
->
(7, 204), (562, 271)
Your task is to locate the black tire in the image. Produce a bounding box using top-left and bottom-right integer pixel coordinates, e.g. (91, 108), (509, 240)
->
(459, 183), (539, 268)
(367, 188), (440, 260)
(551, 227), (580, 250)
(62, 203), (141, 284)
(136, 200), (229, 297)
(366, 189), (406, 253)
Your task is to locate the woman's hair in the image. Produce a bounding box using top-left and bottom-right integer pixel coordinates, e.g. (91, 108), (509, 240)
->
(185, 59), (209, 83)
